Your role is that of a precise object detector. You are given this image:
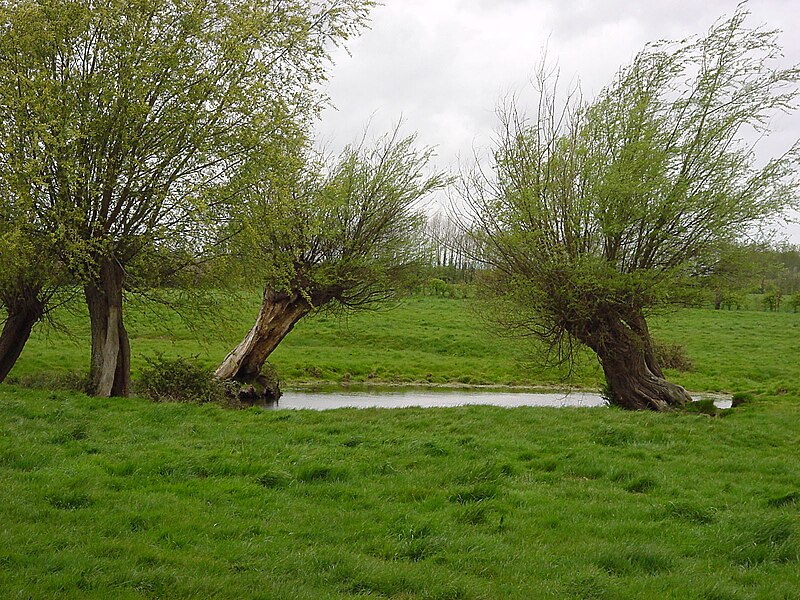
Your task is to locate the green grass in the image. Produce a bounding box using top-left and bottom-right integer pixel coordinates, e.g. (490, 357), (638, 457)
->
(3, 295), (800, 597)
(651, 308), (800, 394)
(10, 294), (595, 388)
(9, 294), (800, 396)
(269, 297), (595, 387)
(1, 388), (799, 598)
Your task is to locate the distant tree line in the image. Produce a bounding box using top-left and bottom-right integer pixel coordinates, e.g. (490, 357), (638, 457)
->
(703, 242), (800, 311)
(423, 212), (481, 284)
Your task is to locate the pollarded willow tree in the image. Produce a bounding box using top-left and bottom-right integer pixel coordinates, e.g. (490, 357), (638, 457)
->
(0, 0), (374, 396)
(0, 198), (66, 382)
(215, 130), (446, 391)
(465, 6), (800, 410)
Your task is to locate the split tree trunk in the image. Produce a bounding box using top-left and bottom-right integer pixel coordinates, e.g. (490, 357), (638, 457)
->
(580, 309), (692, 411)
(215, 289), (312, 383)
(84, 257), (131, 397)
(0, 291), (44, 383)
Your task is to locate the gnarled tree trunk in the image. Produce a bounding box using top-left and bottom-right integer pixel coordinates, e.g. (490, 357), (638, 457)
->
(215, 289), (312, 384)
(0, 289), (44, 382)
(624, 309), (664, 379)
(579, 309), (691, 411)
(84, 257), (131, 397)
(597, 345), (692, 411)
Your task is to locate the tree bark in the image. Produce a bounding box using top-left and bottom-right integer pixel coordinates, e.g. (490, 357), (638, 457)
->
(0, 292), (44, 383)
(215, 289), (312, 382)
(624, 309), (663, 379)
(84, 257), (131, 397)
(598, 346), (692, 411)
(579, 310), (691, 411)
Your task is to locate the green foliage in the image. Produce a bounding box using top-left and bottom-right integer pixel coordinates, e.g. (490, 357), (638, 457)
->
(426, 278), (450, 297)
(790, 293), (800, 313)
(3, 0), (372, 195)
(716, 290), (746, 311)
(0, 0), (372, 275)
(761, 288), (784, 311)
(653, 340), (693, 372)
(422, 279), (474, 299)
(464, 6), (800, 406)
(138, 354), (226, 404)
(701, 242), (784, 309)
(227, 128), (447, 312)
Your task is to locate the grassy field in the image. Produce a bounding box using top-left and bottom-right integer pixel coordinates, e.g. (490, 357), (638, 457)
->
(1, 388), (799, 599)
(9, 294), (591, 389)
(8, 293), (800, 395)
(2, 295), (800, 598)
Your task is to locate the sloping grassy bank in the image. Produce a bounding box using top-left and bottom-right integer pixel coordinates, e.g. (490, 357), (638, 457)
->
(1, 388), (799, 599)
(9, 294), (800, 394)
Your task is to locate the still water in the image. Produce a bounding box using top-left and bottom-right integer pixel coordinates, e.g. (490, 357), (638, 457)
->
(267, 388), (606, 410)
(262, 387), (733, 410)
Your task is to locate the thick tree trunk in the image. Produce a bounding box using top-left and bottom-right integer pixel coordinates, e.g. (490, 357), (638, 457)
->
(598, 347), (692, 411)
(0, 294), (44, 383)
(624, 309), (663, 378)
(580, 310), (692, 411)
(215, 289), (311, 383)
(84, 258), (131, 397)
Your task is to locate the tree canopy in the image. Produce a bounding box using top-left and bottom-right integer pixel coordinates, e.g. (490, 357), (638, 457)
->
(215, 129), (446, 388)
(464, 6), (800, 410)
(0, 0), (374, 394)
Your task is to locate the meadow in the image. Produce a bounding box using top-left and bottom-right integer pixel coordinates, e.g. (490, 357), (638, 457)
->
(1, 294), (800, 598)
(8, 293), (800, 395)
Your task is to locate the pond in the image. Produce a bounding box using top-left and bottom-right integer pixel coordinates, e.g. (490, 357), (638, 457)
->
(261, 387), (733, 410)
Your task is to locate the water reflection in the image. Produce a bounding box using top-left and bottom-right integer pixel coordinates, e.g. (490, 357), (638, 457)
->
(259, 387), (733, 411)
(263, 388), (607, 410)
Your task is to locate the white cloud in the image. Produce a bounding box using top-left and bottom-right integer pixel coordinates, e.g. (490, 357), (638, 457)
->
(315, 0), (800, 241)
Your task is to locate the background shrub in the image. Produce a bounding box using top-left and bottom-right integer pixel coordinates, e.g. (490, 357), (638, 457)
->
(138, 354), (227, 404)
(654, 340), (694, 372)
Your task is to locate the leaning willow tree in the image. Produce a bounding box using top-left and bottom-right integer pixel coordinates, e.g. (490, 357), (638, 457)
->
(0, 197), (66, 382)
(465, 7), (800, 410)
(215, 131), (445, 391)
(0, 0), (374, 396)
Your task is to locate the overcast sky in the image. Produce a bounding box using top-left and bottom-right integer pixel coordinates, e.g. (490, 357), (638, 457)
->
(315, 0), (800, 243)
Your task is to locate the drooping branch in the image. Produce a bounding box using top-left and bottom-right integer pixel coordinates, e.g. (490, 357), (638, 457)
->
(461, 5), (800, 410)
